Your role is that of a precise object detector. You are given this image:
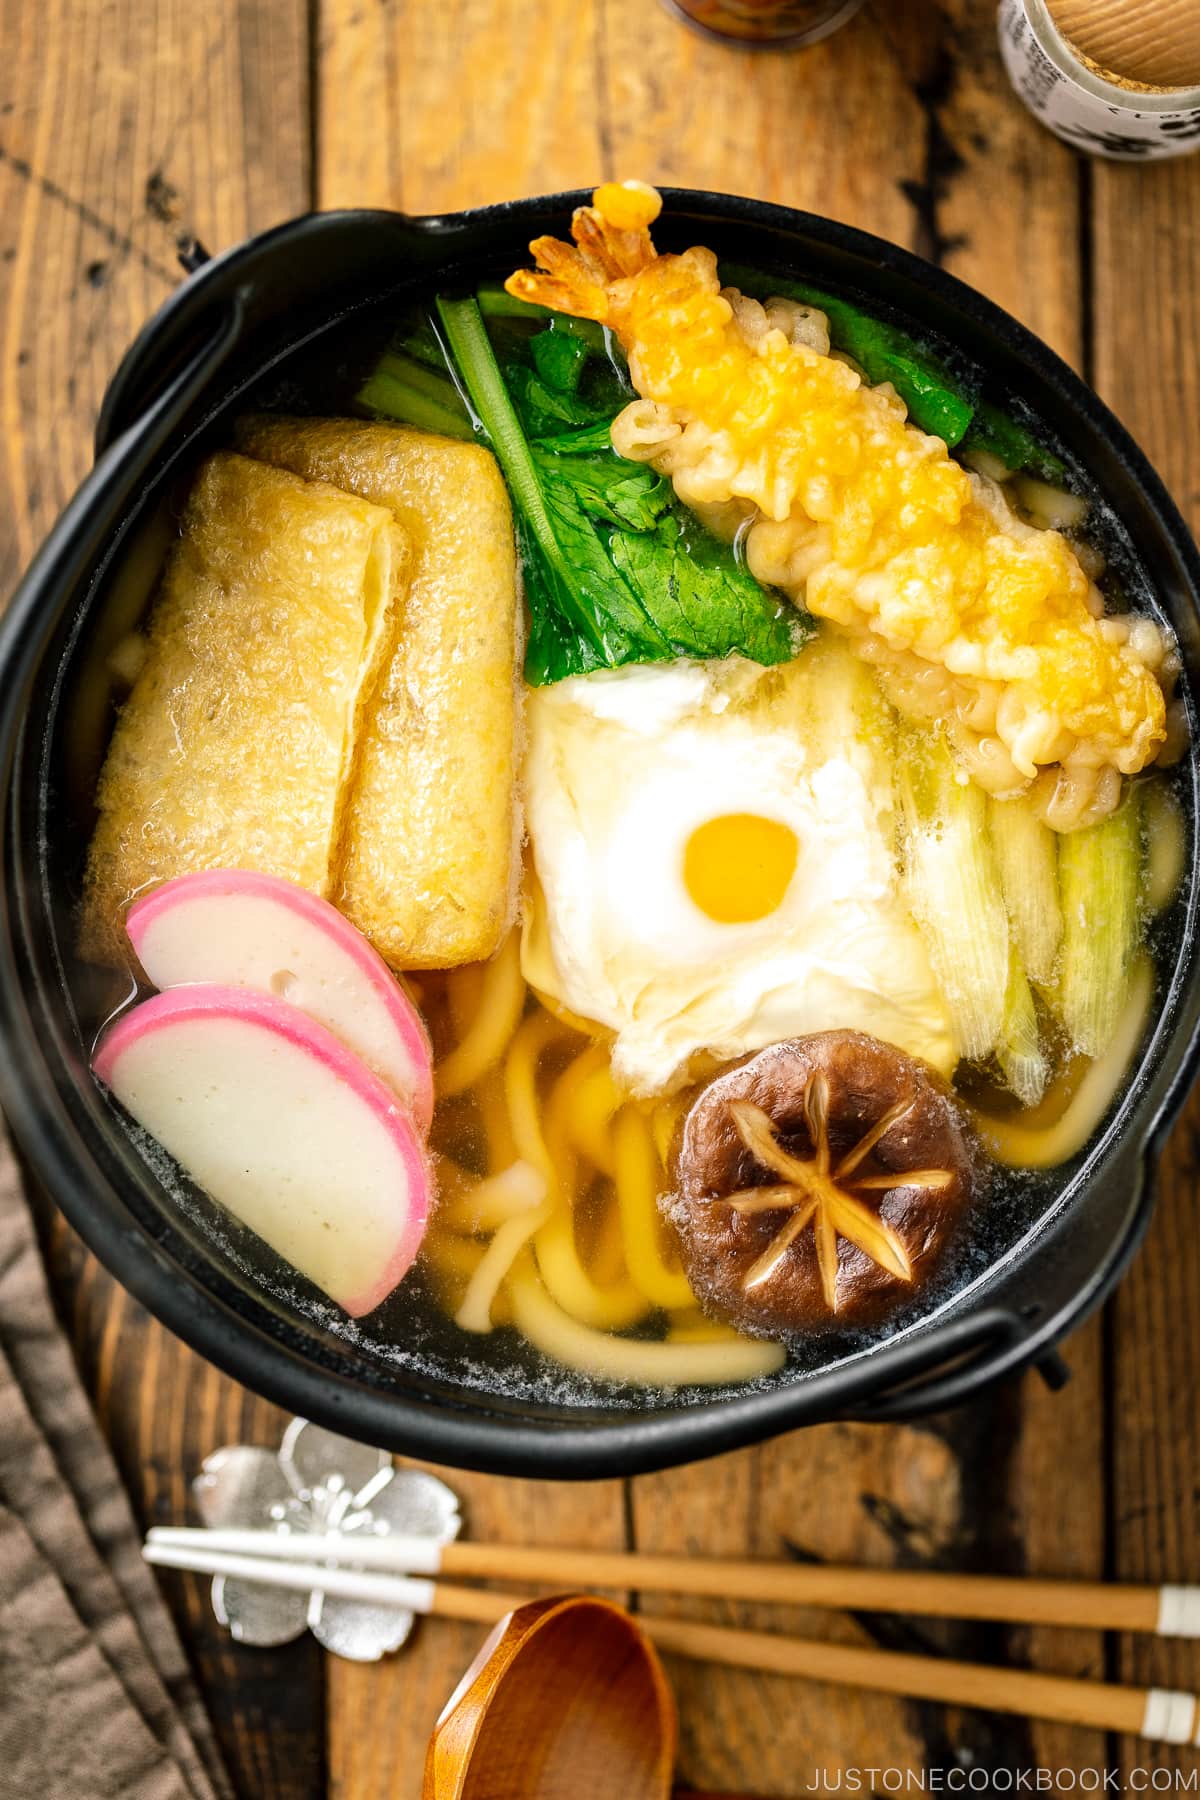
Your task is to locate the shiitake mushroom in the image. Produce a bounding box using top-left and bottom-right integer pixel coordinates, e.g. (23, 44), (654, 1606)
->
(661, 1031), (978, 1335)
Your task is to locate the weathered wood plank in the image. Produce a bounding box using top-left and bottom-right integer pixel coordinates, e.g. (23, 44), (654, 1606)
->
(0, 0), (309, 596)
(316, 14), (632, 1796)
(1007, 1320), (1108, 1773)
(1092, 148), (1200, 1788)
(598, 0), (923, 243)
(926, 0), (1083, 360)
(325, 1467), (629, 1800)
(317, 0), (607, 212)
(0, 0), (313, 1793)
(633, 1425), (948, 1790)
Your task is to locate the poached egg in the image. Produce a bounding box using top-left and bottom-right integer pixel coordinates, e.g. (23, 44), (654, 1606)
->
(521, 638), (955, 1095)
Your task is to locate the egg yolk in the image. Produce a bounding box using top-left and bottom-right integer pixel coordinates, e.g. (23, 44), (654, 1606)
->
(683, 813), (799, 924)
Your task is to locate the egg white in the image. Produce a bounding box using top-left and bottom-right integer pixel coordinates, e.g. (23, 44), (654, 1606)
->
(522, 641), (955, 1095)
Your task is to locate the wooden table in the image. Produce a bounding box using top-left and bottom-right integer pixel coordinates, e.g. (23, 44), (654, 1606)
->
(2, 1), (1199, 1794)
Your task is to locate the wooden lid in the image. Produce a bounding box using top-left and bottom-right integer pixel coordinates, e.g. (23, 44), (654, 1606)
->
(1048, 0), (1200, 90)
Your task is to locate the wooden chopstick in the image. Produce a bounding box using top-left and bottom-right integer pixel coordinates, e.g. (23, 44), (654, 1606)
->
(642, 1616), (1200, 1745)
(145, 1526), (1200, 1638)
(142, 1539), (1200, 1746)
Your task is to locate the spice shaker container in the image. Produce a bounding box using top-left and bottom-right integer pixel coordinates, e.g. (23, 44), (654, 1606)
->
(999, 0), (1200, 160)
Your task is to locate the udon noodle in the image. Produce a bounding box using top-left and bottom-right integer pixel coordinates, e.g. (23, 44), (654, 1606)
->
(426, 932), (1162, 1364)
(423, 936), (786, 1382)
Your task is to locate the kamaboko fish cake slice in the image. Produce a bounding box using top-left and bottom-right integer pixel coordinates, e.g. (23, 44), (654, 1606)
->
(80, 451), (409, 967)
(236, 418), (521, 969)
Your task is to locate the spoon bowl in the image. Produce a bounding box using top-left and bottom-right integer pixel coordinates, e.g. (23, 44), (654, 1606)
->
(424, 1594), (677, 1800)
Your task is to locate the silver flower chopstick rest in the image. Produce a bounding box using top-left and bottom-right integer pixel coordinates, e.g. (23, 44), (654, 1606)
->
(186, 1418), (460, 1661)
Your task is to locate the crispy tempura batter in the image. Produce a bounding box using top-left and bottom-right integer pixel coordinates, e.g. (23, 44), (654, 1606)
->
(507, 184), (1171, 824)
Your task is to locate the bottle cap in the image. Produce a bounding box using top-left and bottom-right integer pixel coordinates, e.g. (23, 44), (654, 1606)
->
(1047, 0), (1200, 91)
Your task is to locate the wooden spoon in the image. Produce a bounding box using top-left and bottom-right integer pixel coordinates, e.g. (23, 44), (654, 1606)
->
(423, 1594), (678, 1800)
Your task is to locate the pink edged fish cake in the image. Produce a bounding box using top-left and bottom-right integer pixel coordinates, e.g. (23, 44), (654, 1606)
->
(125, 869), (433, 1131)
(93, 985), (432, 1317)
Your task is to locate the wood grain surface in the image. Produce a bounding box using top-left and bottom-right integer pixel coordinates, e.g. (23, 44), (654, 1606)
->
(1, 1), (1198, 1796)
(1092, 153), (1200, 1785)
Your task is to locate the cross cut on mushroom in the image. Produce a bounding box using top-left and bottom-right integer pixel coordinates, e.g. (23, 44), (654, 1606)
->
(666, 1033), (976, 1334)
(723, 1073), (956, 1310)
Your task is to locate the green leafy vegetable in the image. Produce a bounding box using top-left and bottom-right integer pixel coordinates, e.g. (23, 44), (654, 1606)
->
(531, 418), (625, 455)
(432, 295), (665, 680)
(505, 320), (633, 437)
(721, 262), (1063, 477)
(435, 292), (809, 685)
(962, 402), (1066, 484)
(611, 510), (804, 667)
(532, 468), (673, 671)
(505, 364), (605, 436)
(721, 262), (974, 447)
(531, 320), (590, 394)
(532, 447), (669, 530)
(357, 351), (474, 440)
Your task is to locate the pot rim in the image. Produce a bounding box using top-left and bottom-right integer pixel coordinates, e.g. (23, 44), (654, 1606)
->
(3, 189), (1199, 1477)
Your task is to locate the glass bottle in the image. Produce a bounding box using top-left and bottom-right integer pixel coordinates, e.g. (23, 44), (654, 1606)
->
(659, 0), (866, 51)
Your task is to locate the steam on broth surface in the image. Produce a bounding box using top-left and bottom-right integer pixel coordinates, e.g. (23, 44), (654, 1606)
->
(74, 183), (1188, 1396)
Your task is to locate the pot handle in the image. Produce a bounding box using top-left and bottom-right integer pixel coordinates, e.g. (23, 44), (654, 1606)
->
(847, 1132), (1160, 1423)
(841, 1305), (1032, 1424)
(94, 288), (244, 459)
(176, 236), (212, 276)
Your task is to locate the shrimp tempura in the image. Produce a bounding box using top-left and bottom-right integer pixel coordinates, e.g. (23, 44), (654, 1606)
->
(506, 184), (1172, 828)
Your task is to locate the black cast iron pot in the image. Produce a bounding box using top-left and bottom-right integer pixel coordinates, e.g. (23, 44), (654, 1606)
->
(2, 190), (1198, 1479)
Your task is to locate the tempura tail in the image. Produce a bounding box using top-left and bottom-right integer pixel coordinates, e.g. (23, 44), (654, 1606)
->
(505, 181), (663, 323)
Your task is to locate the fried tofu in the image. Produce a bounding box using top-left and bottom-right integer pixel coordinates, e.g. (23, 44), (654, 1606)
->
(79, 452), (407, 967)
(236, 418), (521, 969)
